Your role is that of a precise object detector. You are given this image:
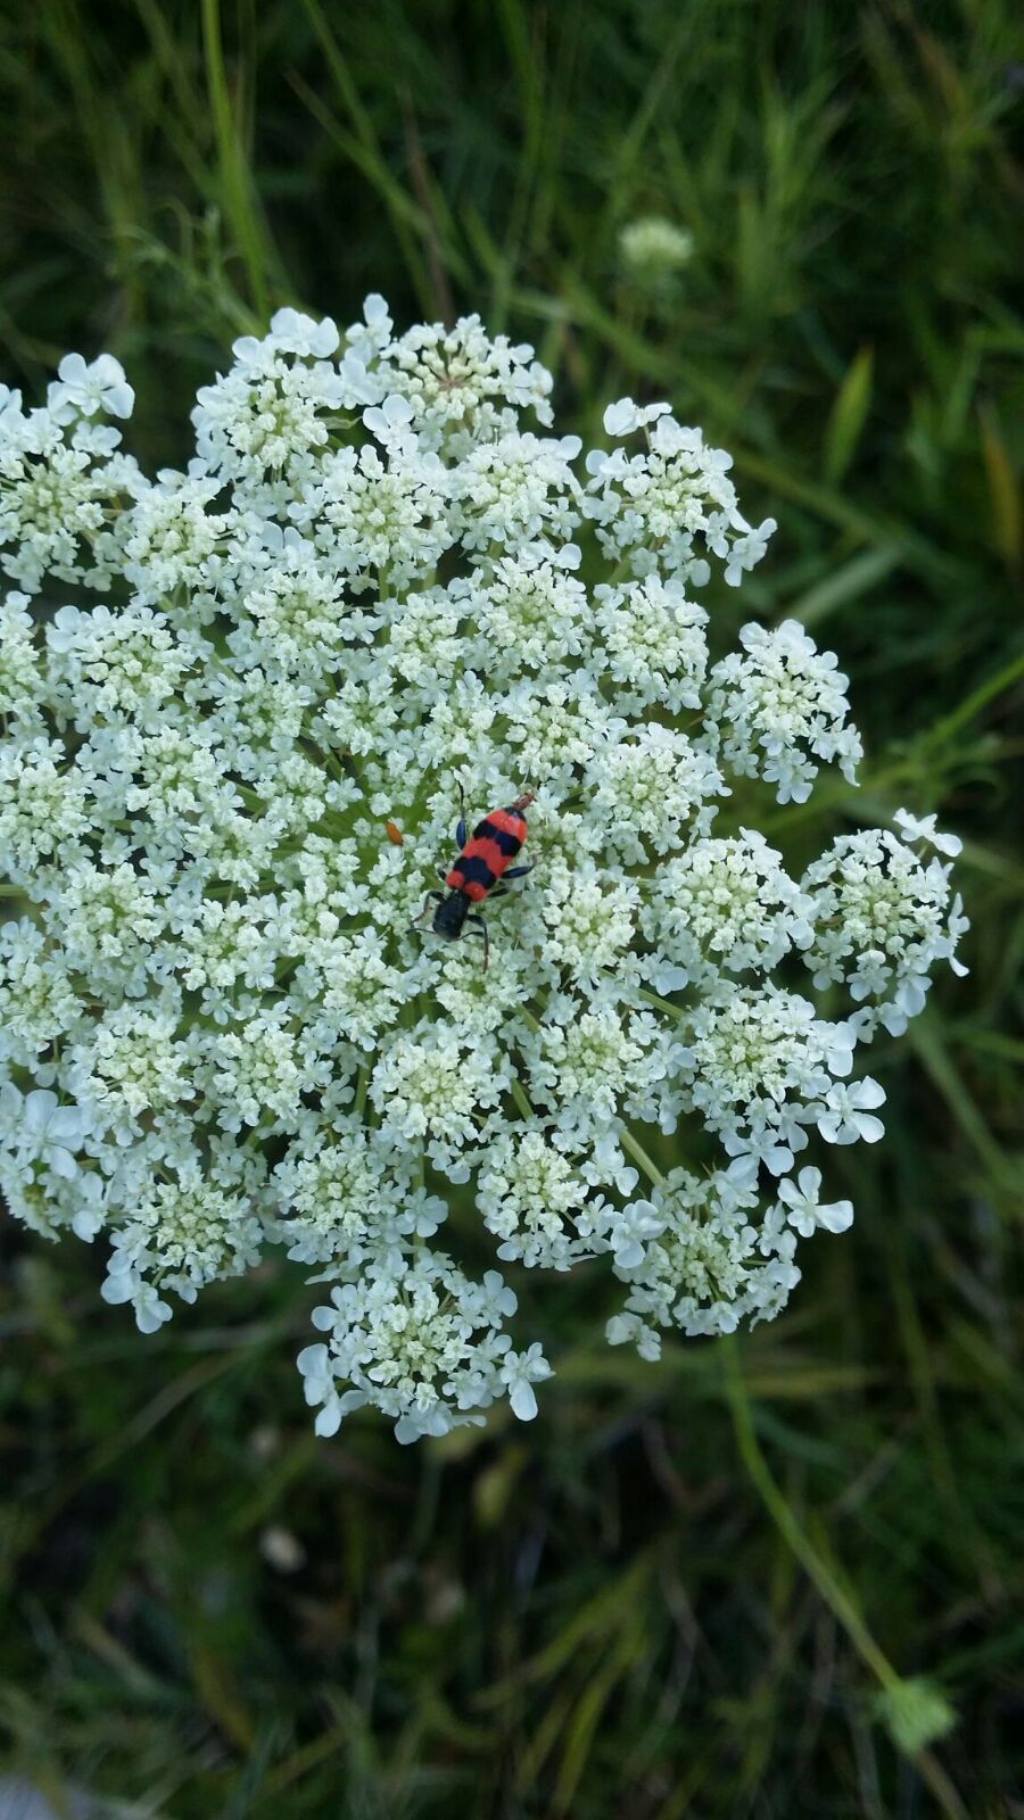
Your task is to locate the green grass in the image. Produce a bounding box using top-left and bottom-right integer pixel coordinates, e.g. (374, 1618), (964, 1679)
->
(1, 1), (1022, 1813)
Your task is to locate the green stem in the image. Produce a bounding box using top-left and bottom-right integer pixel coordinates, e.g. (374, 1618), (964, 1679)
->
(637, 987), (684, 1019)
(722, 1335), (966, 1814)
(921, 648), (1024, 751)
(509, 1077), (535, 1121)
(721, 1332), (897, 1689)
(618, 1126), (667, 1188)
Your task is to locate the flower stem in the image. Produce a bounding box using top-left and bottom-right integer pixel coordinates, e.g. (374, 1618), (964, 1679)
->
(722, 1330), (897, 1687)
(637, 987), (684, 1019)
(509, 1077), (535, 1121)
(618, 1125), (667, 1188)
(721, 1334), (966, 1812)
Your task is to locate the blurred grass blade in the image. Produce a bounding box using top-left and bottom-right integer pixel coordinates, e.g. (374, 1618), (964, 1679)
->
(907, 1020), (1014, 1189)
(824, 346), (874, 483)
(921, 647), (1024, 750)
(788, 544), (903, 628)
(978, 401), (1022, 570)
(200, 0), (274, 318)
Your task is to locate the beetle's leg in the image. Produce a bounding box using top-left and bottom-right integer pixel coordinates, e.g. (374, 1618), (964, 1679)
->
(487, 863), (533, 905)
(436, 866), (449, 882)
(466, 913), (490, 970)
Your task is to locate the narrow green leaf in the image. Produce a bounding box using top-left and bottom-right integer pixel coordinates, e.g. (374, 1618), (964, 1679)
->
(789, 544), (903, 628)
(824, 346), (874, 483)
(978, 402), (1022, 569)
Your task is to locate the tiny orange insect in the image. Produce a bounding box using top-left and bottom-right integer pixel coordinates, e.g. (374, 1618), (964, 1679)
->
(385, 820), (405, 846)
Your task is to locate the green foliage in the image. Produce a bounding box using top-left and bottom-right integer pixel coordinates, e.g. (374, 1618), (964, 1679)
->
(1, 0), (1021, 1812)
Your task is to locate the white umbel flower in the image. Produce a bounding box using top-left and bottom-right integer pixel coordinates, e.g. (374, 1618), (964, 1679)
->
(0, 304), (966, 1439)
(619, 216), (695, 277)
(641, 831), (813, 987)
(704, 619), (863, 803)
(801, 826), (968, 1037)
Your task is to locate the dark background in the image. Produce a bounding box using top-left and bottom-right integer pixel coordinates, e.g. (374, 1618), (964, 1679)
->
(1, 2), (1022, 1814)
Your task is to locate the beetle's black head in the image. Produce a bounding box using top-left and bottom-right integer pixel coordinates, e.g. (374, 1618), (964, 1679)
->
(432, 891), (471, 940)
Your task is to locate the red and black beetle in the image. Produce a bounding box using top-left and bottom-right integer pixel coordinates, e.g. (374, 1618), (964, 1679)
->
(417, 789), (535, 968)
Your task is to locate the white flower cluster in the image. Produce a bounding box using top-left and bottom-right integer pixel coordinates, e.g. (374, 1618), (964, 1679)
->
(0, 309), (967, 1442)
(619, 217), (695, 278)
(801, 813), (968, 1038)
